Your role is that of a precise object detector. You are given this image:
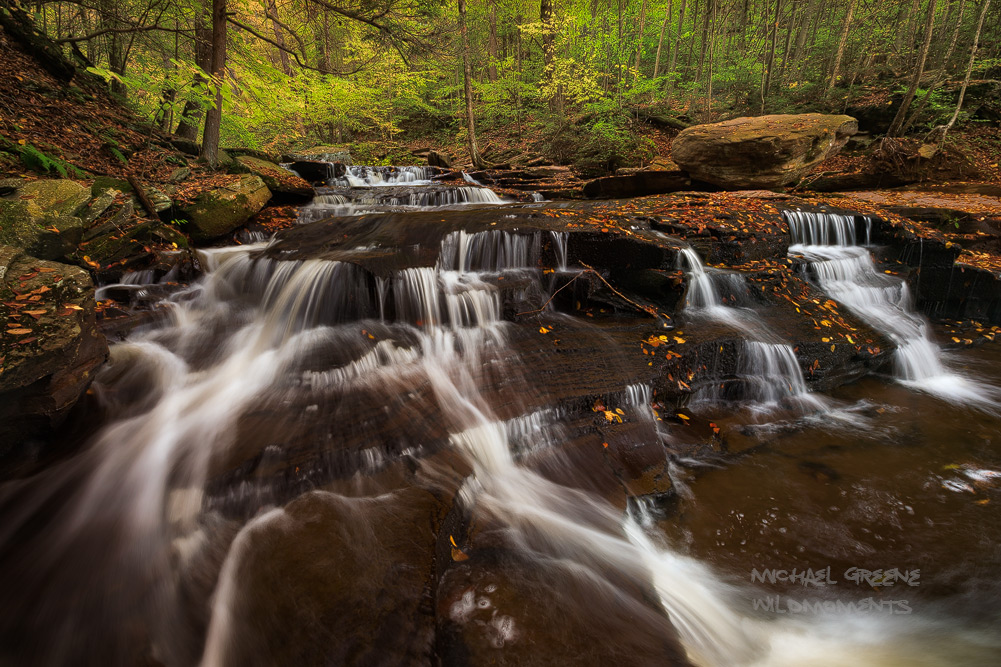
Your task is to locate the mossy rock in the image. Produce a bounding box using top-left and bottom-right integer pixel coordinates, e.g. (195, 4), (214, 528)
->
(15, 179), (90, 217)
(182, 174), (272, 241)
(0, 200), (83, 260)
(91, 177), (132, 196)
(671, 113), (859, 189)
(236, 156), (313, 201)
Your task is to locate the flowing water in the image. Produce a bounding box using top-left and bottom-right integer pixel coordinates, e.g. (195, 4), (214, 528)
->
(675, 246), (826, 414)
(1, 173), (1000, 666)
(786, 211), (999, 408)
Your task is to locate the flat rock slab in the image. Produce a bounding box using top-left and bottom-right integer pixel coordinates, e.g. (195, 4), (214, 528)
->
(672, 113), (858, 189)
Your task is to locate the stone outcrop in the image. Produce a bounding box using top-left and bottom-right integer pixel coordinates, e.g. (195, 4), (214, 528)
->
(182, 174), (271, 241)
(0, 245), (107, 449)
(288, 160), (333, 185)
(671, 113), (858, 189)
(0, 178), (89, 260)
(236, 156), (313, 201)
(582, 170), (691, 199)
(427, 150), (452, 168)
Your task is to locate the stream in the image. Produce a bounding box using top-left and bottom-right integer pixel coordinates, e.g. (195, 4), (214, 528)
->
(1, 165), (999, 666)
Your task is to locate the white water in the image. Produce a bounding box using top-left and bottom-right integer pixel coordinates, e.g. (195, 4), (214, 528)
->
(6, 189), (997, 665)
(676, 246), (826, 412)
(786, 211), (998, 407)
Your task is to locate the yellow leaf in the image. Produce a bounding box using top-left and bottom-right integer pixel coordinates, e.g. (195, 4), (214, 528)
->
(539, 326), (550, 334)
(449, 535), (457, 547)
(820, 320), (832, 327)
(845, 335), (854, 344)
(674, 336), (686, 344)
(677, 413), (690, 420)
(831, 344), (836, 351)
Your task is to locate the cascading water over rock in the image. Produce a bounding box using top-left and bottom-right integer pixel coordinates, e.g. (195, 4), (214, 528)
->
(785, 210), (998, 406)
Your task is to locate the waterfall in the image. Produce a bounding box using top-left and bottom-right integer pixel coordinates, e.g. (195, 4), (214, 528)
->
(334, 165), (434, 187)
(677, 245), (824, 411)
(549, 231), (569, 272)
(786, 211), (997, 407)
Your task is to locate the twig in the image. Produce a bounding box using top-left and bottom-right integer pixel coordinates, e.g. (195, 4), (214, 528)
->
(516, 270), (584, 315)
(580, 262), (660, 317)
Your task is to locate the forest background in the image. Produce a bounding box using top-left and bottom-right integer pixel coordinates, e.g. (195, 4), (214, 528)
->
(6, 0), (1001, 176)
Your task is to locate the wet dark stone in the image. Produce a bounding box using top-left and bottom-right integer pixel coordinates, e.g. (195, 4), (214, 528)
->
(583, 171), (692, 199)
(288, 160), (334, 185)
(436, 546), (692, 667)
(205, 488), (445, 666)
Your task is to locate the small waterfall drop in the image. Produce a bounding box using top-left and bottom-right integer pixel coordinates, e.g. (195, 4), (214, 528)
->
(786, 210), (997, 406)
(677, 246), (823, 411)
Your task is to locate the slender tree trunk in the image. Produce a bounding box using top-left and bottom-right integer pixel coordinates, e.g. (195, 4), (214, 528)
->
(939, 0), (991, 145)
(97, 0), (125, 96)
(175, 6), (211, 140)
(888, 0), (938, 136)
(825, 0), (857, 95)
(488, 1), (498, 82)
(902, 0), (966, 133)
(667, 0), (686, 92)
(266, 0), (293, 76)
(703, 0), (716, 121)
(635, 0), (648, 76)
(459, 0), (485, 168)
(653, 0), (672, 79)
(200, 0), (227, 167)
(761, 0), (781, 110)
(696, 0), (712, 82)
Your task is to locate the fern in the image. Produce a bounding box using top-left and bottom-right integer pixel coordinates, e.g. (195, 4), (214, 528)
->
(19, 144), (56, 173)
(19, 144), (85, 178)
(109, 146), (128, 165)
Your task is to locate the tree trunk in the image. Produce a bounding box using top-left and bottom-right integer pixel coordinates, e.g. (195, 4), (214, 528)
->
(635, 0), (648, 76)
(902, 0), (966, 133)
(696, 0), (713, 82)
(938, 0), (991, 145)
(825, 0), (857, 95)
(488, 0), (498, 82)
(888, 0), (938, 136)
(459, 0), (485, 168)
(668, 0), (686, 90)
(97, 0), (125, 96)
(200, 0), (227, 167)
(653, 0), (672, 79)
(266, 0), (293, 76)
(761, 0), (781, 110)
(175, 7), (212, 140)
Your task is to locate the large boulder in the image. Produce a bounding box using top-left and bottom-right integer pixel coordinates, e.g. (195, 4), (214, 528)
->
(0, 179), (89, 260)
(0, 245), (108, 449)
(182, 174), (271, 241)
(235, 155), (313, 201)
(671, 113), (858, 189)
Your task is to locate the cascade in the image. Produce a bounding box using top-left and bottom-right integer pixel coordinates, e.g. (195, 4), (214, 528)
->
(677, 246), (823, 411)
(2, 170), (996, 667)
(786, 210), (997, 405)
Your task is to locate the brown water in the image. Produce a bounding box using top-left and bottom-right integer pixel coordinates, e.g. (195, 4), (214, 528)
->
(668, 339), (1001, 632)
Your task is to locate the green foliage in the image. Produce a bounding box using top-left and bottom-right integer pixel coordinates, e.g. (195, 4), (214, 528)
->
(18, 144), (84, 178)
